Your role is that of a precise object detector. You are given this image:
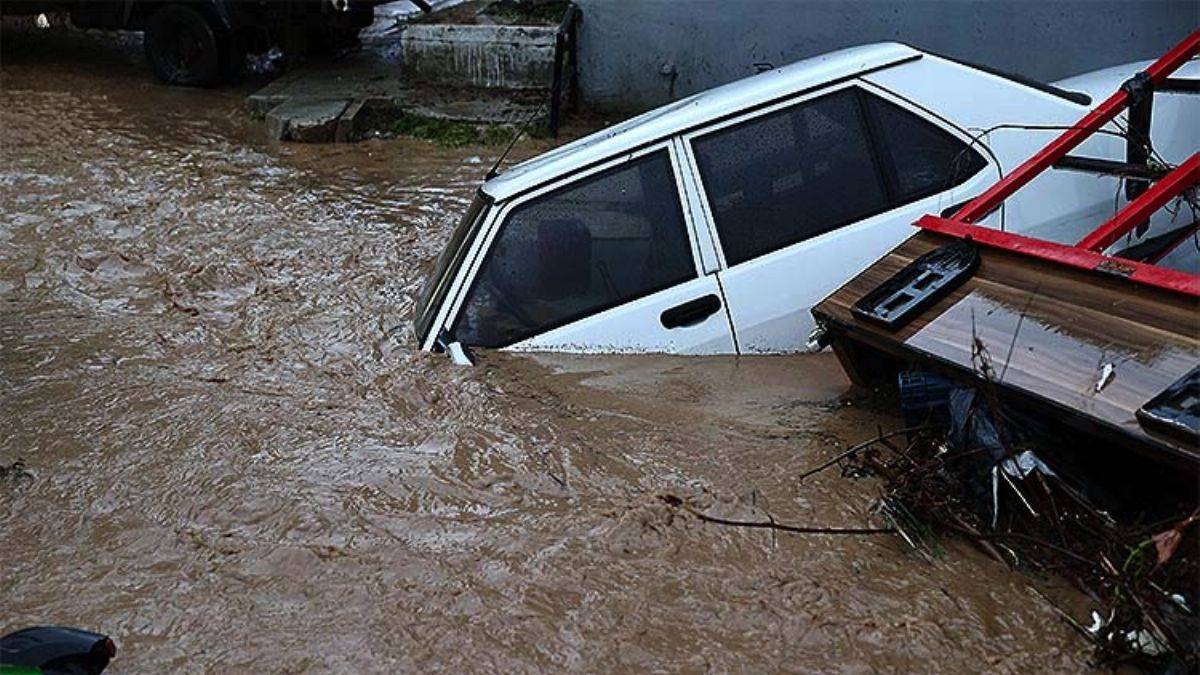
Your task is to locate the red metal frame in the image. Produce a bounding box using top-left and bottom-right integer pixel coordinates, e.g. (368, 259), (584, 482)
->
(918, 216), (1200, 296)
(1076, 153), (1199, 252)
(920, 28), (1200, 298)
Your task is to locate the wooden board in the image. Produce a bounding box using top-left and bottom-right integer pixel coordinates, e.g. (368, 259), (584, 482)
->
(813, 231), (1200, 465)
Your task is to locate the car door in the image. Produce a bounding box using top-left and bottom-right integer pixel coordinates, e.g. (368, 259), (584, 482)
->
(445, 143), (736, 354)
(680, 82), (1000, 353)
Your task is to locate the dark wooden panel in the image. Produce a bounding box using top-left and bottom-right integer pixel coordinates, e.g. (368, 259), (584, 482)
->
(814, 231), (1200, 464)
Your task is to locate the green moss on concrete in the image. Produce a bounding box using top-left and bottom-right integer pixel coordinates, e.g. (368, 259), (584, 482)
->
(390, 113), (519, 148)
(484, 0), (570, 25)
(481, 124), (519, 146)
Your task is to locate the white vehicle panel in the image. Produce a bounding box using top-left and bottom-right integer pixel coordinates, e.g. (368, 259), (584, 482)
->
(429, 141), (737, 355)
(511, 276), (735, 354)
(681, 79), (1001, 353)
(718, 183), (994, 353)
(417, 44), (1197, 358)
(672, 137), (724, 275)
(866, 55), (1126, 243)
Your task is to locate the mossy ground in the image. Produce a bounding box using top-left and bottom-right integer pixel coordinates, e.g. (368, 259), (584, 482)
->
(390, 113), (533, 148)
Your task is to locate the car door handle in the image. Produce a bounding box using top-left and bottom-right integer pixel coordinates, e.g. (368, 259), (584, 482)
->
(660, 294), (722, 329)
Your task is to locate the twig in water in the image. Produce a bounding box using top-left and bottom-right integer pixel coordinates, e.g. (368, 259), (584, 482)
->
(1028, 586), (1102, 646)
(796, 426), (928, 483)
(950, 514), (1009, 566)
(658, 495), (893, 536)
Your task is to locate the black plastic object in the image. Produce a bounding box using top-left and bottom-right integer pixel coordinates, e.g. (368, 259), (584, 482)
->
(0, 626), (114, 675)
(852, 240), (979, 329)
(898, 370), (955, 426)
(660, 294), (721, 329)
(1136, 366), (1200, 442)
(1053, 155), (1169, 181)
(1122, 71), (1154, 205)
(1160, 77), (1200, 93)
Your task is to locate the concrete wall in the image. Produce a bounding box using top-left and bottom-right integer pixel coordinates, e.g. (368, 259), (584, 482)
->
(574, 0), (1199, 113)
(400, 24), (556, 90)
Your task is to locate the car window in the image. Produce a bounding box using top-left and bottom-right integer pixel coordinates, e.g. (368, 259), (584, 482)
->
(454, 151), (696, 348)
(692, 88), (890, 267)
(415, 192), (489, 344)
(692, 88), (989, 268)
(862, 94), (988, 200)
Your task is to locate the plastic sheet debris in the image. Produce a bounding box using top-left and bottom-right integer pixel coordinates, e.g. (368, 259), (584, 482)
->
(1086, 610), (1170, 657)
(993, 450), (1057, 527)
(868, 372), (1199, 669)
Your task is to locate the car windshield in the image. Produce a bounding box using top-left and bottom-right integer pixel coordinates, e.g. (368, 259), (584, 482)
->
(414, 192), (490, 344)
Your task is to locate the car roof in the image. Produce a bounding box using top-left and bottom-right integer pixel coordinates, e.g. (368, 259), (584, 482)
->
(481, 42), (923, 201)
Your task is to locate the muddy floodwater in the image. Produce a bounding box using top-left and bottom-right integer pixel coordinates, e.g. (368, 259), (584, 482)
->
(1, 28), (1092, 673)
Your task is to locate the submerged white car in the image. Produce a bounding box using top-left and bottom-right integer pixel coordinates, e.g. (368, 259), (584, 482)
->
(415, 42), (1198, 357)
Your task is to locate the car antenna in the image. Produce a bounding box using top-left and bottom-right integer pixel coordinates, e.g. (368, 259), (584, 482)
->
(486, 102), (546, 181)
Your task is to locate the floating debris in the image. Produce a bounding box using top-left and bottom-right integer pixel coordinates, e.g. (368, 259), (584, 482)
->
(1095, 362), (1115, 393)
(808, 384), (1200, 670)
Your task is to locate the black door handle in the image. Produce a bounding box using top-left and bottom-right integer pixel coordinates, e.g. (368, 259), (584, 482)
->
(660, 294), (722, 329)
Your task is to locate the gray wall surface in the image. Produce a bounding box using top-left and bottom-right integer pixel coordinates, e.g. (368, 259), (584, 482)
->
(574, 0), (1199, 113)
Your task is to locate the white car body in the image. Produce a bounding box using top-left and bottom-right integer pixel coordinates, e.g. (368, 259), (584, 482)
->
(415, 42), (1199, 356)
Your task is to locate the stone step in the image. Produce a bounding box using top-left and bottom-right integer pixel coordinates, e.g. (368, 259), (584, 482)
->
(246, 50), (546, 143)
(264, 98), (351, 142)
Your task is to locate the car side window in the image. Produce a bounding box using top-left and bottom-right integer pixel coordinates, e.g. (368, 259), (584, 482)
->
(861, 94), (988, 200)
(692, 88), (988, 268)
(454, 151), (696, 348)
(692, 88), (889, 267)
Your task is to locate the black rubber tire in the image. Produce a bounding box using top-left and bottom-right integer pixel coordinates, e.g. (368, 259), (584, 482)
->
(143, 4), (228, 87)
(220, 40), (247, 82)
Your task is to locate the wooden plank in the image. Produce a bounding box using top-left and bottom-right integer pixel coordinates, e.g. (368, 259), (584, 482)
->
(814, 231), (1200, 464)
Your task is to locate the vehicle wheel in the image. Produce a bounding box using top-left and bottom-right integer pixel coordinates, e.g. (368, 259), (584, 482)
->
(221, 40), (247, 82)
(143, 4), (228, 87)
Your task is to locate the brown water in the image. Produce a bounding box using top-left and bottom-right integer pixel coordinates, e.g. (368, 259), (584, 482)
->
(0, 27), (1092, 673)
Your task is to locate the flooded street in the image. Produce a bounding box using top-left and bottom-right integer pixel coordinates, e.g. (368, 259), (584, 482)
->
(1, 28), (1092, 672)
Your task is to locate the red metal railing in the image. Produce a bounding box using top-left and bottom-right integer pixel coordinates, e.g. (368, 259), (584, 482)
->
(1075, 153), (1199, 252)
(916, 28), (1200, 298)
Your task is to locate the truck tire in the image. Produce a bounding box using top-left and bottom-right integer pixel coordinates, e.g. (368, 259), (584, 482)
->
(143, 4), (228, 87)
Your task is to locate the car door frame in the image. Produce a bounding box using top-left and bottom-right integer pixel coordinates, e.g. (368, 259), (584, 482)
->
(426, 139), (737, 354)
(674, 77), (1003, 352)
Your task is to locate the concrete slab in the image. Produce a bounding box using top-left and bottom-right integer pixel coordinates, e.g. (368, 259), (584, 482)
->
(246, 49), (545, 142)
(247, 51), (406, 118)
(245, 1), (552, 143)
(266, 99), (350, 142)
